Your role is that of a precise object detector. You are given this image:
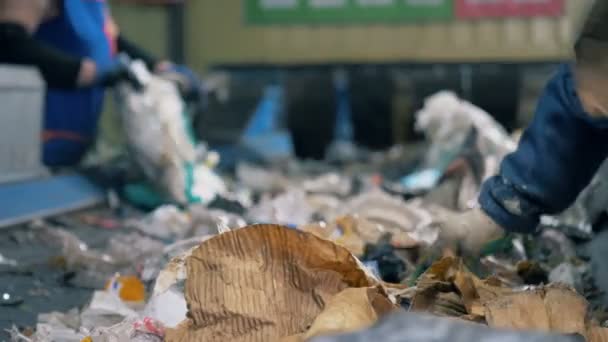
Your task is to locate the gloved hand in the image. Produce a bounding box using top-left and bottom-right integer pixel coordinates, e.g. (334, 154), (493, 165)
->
(157, 64), (204, 103)
(434, 207), (505, 256)
(574, 0), (608, 117)
(96, 59), (143, 90)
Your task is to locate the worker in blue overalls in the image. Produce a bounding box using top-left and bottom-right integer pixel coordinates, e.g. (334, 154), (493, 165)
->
(0, 0), (134, 89)
(436, 0), (608, 255)
(34, 0), (199, 166)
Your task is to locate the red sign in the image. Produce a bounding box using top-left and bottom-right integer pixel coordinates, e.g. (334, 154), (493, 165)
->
(456, 0), (564, 19)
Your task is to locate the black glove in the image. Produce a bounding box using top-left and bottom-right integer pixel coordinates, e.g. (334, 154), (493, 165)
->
(96, 60), (143, 90)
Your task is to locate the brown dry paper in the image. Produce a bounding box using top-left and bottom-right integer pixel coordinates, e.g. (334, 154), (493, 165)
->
(411, 257), (608, 341)
(485, 286), (608, 341)
(485, 290), (552, 332)
(284, 286), (397, 342)
(589, 327), (608, 342)
(166, 224), (386, 342)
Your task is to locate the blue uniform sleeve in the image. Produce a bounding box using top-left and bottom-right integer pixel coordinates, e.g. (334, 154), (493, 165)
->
(479, 64), (608, 233)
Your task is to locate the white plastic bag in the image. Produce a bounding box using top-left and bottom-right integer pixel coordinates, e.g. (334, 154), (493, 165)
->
(407, 91), (517, 198)
(415, 91), (516, 165)
(143, 288), (187, 328)
(115, 61), (225, 204)
(247, 188), (314, 226)
(127, 205), (193, 240)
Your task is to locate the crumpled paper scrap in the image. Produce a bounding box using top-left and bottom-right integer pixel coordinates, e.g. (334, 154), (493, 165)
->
(166, 225), (394, 342)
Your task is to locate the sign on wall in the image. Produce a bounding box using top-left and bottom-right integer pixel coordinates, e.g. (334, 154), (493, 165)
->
(455, 0), (564, 19)
(245, 0), (565, 24)
(244, 0), (453, 24)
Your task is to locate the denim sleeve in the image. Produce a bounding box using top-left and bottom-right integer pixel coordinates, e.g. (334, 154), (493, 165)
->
(479, 64), (608, 233)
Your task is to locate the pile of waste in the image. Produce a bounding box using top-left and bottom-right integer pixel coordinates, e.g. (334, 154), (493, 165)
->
(5, 91), (608, 342)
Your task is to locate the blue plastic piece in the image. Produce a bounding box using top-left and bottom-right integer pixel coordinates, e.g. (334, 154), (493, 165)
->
(243, 85), (283, 138)
(333, 83), (354, 143)
(400, 169), (442, 192)
(0, 174), (106, 228)
(241, 85), (294, 160)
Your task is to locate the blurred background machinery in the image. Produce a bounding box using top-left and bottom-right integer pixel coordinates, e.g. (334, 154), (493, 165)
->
(105, 0), (588, 159)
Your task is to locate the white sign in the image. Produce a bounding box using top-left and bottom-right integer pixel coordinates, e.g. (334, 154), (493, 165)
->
(261, 0), (298, 9)
(308, 0), (347, 9)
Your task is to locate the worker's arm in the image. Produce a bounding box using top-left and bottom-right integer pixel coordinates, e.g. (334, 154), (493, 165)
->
(0, 22), (85, 88)
(479, 64), (608, 234)
(0, 23), (142, 89)
(479, 0), (608, 233)
(437, 1), (608, 256)
(106, 8), (201, 99)
(116, 35), (161, 71)
(103, 6), (163, 72)
(437, 64), (608, 255)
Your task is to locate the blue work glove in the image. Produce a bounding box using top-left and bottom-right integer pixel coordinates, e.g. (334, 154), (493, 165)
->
(158, 64), (205, 104)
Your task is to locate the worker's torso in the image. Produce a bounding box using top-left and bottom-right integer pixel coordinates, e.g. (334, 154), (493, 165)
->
(36, 0), (117, 166)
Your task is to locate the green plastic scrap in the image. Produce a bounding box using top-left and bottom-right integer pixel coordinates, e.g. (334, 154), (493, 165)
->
(123, 182), (172, 210)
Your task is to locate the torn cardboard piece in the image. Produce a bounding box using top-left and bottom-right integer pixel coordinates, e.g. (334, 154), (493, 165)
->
(485, 286), (608, 342)
(411, 257), (608, 342)
(284, 286), (397, 342)
(166, 225), (391, 342)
